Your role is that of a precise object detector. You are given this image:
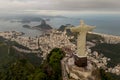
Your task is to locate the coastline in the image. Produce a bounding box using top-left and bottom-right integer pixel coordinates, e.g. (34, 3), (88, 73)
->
(89, 32), (120, 44)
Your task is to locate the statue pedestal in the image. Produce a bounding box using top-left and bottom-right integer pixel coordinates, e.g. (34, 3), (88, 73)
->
(74, 55), (87, 67)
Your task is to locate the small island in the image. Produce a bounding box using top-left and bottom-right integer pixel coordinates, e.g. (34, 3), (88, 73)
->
(23, 25), (31, 29)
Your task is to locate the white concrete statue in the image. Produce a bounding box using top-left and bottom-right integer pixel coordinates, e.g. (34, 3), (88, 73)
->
(70, 20), (95, 57)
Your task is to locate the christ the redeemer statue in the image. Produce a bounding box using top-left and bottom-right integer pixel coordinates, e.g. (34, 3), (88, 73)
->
(69, 20), (95, 67)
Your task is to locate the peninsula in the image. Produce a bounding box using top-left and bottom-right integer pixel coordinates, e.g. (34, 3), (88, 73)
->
(33, 20), (52, 30)
(22, 20), (53, 31)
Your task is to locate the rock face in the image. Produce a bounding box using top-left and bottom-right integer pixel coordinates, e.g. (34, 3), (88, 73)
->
(34, 20), (52, 30)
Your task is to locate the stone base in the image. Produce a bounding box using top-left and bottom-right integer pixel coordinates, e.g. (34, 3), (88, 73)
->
(74, 55), (87, 67)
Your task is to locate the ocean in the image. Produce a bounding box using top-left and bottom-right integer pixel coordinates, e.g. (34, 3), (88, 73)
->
(0, 14), (120, 36)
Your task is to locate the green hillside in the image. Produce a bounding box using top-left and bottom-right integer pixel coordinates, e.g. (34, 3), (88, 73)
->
(0, 41), (42, 72)
(0, 48), (64, 80)
(0, 42), (17, 72)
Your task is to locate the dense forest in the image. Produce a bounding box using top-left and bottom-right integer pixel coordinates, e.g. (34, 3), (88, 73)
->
(0, 47), (64, 80)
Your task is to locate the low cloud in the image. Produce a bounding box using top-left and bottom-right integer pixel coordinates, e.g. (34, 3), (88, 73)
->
(0, 0), (120, 15)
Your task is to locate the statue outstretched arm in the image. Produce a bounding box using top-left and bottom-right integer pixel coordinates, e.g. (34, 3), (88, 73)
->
(70, 26), (81, 32)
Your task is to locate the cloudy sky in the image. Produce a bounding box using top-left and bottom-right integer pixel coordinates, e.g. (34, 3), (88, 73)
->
(0, 0), (120, 16)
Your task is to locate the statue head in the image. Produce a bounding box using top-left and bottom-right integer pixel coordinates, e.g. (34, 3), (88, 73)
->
(80, 20), (85, 27)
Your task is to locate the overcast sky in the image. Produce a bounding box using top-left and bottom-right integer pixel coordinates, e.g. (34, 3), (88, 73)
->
(0, 0), (120, 16)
